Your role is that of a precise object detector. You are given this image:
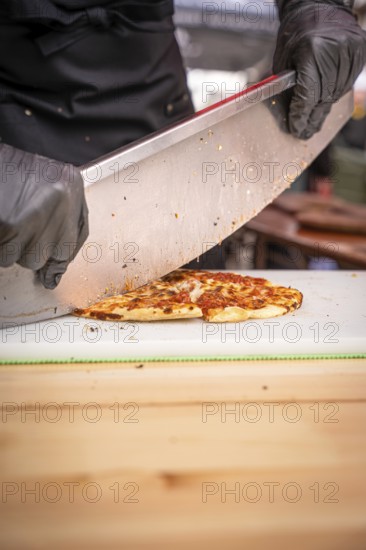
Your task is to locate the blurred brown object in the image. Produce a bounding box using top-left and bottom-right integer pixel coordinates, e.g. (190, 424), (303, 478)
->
(247, 192), (366, 269)
(274, 192), (344, 213)
(274, 192), (366, 235)
(296, 211), (366, 234)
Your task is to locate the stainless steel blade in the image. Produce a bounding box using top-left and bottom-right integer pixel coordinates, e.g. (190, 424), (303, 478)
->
(0, 71), (353, 327)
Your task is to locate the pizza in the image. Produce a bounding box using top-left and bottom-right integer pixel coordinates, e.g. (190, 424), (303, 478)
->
(73, 270), (303, 323)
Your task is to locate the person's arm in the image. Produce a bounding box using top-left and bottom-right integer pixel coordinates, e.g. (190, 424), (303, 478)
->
(274, 0), (366, 139)
(0, 143), (88, 289)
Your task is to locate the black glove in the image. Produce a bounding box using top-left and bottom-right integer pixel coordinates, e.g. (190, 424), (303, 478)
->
(0, 143), (88, 289)
(274, 0), (366, 139)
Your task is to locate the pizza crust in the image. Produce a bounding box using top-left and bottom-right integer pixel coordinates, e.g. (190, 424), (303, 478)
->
(206, 307), (251, 323)
(79, 304), (202, 322)
(246, 304), (288, 319)
(206, 304), (288, 322)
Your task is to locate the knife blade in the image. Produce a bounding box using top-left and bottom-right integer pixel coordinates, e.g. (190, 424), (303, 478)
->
(0, 71), (353, 327)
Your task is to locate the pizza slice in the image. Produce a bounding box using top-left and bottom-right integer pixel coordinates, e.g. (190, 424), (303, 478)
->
(73, 270), (303, 323)
(189, 271), (302, 322)
(73, 272), (203, 322)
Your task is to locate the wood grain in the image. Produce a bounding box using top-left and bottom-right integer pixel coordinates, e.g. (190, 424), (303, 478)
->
(1, 359), (366, 549)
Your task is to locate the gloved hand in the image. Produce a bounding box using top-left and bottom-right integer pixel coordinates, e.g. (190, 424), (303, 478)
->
(274, 0), (366, 139)
(0, 143), (88, 289)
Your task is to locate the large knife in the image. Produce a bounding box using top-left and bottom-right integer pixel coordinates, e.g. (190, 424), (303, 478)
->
(0, 71), (353, 327)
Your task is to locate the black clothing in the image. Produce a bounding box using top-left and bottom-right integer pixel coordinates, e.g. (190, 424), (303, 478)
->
(0, 0), (194, 165)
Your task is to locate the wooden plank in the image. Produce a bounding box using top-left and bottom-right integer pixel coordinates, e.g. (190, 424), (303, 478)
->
(1, 467), (366, 550)
(1, 402), (365, 478)
(1, 360), (366, 549)
(0, 402), (366, 548)
(1, 359), (366, 404)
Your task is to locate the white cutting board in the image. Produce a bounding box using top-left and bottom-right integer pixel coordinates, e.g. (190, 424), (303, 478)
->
(1, 271), (365, 363)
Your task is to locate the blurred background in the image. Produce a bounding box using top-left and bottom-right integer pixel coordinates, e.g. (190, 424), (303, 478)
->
(174, 0), (366, 271)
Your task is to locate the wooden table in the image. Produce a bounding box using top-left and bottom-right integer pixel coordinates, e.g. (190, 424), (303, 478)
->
(247, 205), (366, 269)
(1, 358), (366, 549)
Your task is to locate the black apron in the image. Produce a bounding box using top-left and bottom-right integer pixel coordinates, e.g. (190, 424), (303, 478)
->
(0, 0), (194, 165)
